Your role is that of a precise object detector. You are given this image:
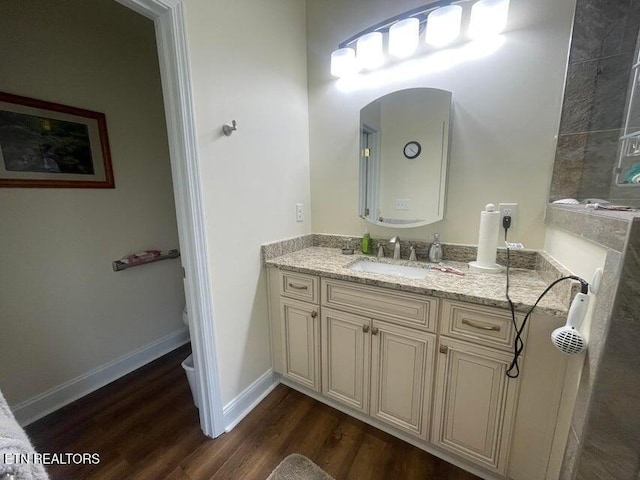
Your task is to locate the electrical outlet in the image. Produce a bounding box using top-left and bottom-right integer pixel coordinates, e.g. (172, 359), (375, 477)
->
(395, 198), (410, 210)
(499, 203), (518, 228)
(295, 203), (304, 222)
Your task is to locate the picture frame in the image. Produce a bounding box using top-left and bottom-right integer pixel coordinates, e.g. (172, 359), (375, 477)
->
(0, 92), (114, 188)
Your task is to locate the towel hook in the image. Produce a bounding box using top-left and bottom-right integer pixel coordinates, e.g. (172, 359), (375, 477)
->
(222, 119), (237, 136)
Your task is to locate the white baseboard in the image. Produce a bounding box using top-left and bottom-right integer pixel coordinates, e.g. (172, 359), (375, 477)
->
(223, 369), (279, 432)
(13, 328), (190, 426)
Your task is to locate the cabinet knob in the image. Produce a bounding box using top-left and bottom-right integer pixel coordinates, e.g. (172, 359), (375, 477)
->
(439, 344), (449, 354)
(311, 311), (318, 319)
(371, 326), (379, 335)
(363, 324), (370, 333)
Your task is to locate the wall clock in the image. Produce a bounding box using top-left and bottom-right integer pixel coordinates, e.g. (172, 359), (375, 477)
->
(403, 141), (421, 159)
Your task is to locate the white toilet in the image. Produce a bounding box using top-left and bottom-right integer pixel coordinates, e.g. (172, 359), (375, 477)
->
(180, 306), (200, 409)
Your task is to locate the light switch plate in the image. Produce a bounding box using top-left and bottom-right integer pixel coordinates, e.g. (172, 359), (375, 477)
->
(395, 199), (410, 210)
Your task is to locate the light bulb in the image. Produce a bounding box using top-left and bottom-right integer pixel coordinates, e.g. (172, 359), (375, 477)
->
(330, 48), (358, 78)
(468, 0), (510, 40)
(389, 18), (419, 58)
(357, 32), (384, 70)
(425, 5), (462, 47)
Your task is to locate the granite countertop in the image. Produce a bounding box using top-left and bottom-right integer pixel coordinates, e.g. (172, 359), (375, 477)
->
(266, 246), (569, 317)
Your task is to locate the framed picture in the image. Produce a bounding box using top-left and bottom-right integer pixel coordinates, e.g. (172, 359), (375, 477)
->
(0, 92), (114, 188)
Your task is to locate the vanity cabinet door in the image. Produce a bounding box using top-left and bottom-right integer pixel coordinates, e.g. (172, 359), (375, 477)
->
(370, 320), (435, 440)
(431, 337), (519, 475)
(321, 308), (371, 413)
(280, 298), (321, 392)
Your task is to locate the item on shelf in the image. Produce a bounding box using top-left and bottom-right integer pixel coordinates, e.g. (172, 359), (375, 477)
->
(120, 250), (162, 265)
(112, 249), (180, 272)
(592, 204), (637, 211)
(625, 162), (640, 184)
(627, 138), (640, 156)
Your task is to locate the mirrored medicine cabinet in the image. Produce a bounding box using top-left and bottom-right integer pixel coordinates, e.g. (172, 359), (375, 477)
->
(358, 88), (452, 228)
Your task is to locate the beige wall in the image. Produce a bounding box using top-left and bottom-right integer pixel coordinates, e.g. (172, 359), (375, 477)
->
(307, 0), (576, 248)
(0, 0), (185, 406)
(184, 0), (311, 406)
(544, 227), (606, 345)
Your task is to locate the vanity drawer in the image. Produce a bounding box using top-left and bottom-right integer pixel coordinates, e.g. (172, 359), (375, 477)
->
(440, 300), (521, 351)
(280, 271), (319, 304)
(322, 279), (437, 332)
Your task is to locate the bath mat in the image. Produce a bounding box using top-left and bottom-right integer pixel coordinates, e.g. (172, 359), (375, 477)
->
(267, 454), (334, 480)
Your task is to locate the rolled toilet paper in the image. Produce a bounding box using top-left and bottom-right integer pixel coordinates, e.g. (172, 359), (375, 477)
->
(469, 204), (503, 273)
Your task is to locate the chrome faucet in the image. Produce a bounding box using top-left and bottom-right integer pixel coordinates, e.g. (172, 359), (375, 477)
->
(389, 236), (401, 260)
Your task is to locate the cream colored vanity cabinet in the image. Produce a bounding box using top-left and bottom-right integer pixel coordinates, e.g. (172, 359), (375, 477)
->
(370, 318), (436, 439)
(431, 300), (524, 476)
(321, 308), (370, 413)
(268, 268), (568, 480)
(268, 269), (321, 392)
(321, 279), (437, 440)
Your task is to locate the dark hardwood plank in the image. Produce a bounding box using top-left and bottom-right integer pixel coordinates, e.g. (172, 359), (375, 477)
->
(208, 392), (316, 479)
(181, 386), (297, 480)
(345, 426), (395, 480)
(25, 345), (481, 480)
(164, 466), (193, 480)
(315, 414), (368, 479)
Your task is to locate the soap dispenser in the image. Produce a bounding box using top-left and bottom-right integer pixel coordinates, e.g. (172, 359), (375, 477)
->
(428, 233), (443, 263)
(362, 229), (371, 254)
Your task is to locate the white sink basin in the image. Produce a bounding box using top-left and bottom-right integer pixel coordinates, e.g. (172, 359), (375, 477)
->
(348, 260), (429, 279)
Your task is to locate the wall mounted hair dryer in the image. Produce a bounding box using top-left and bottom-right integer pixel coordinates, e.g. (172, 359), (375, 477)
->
(551, 293), (589, 355)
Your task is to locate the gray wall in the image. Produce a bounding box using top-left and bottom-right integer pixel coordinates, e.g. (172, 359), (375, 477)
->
(575, 219), (640, 479)
(547, 208), (640, 479)
(550, 0), (640, 203)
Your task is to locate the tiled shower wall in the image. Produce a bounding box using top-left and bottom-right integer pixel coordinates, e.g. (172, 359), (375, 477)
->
(550, 0), (640, 203)
(547, 208), (640, 479)
(574, 219), (640, 479)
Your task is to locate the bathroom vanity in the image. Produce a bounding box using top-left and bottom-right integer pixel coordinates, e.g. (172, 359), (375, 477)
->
(264, 240), (575, 480)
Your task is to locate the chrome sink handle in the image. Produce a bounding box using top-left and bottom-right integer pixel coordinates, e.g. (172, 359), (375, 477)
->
(377, 242), (386, 258)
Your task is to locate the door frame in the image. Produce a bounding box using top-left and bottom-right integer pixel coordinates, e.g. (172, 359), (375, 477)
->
(115, 0), (224, 438)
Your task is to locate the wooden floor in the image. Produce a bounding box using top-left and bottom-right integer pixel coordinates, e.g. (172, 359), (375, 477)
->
(26, 345), (481, 480)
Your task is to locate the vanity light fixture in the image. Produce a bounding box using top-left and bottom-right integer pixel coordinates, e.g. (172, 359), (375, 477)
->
(330, 0), (510, 78)
(331, 47), (359, 77)
(468, 0), (510, 39)
(389, 18), (420, 58)
(357, 31), (384, 69)
(425, 5), (463, 47)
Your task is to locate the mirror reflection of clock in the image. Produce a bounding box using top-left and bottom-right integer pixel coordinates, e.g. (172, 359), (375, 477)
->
(403, 141), (421, 159)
